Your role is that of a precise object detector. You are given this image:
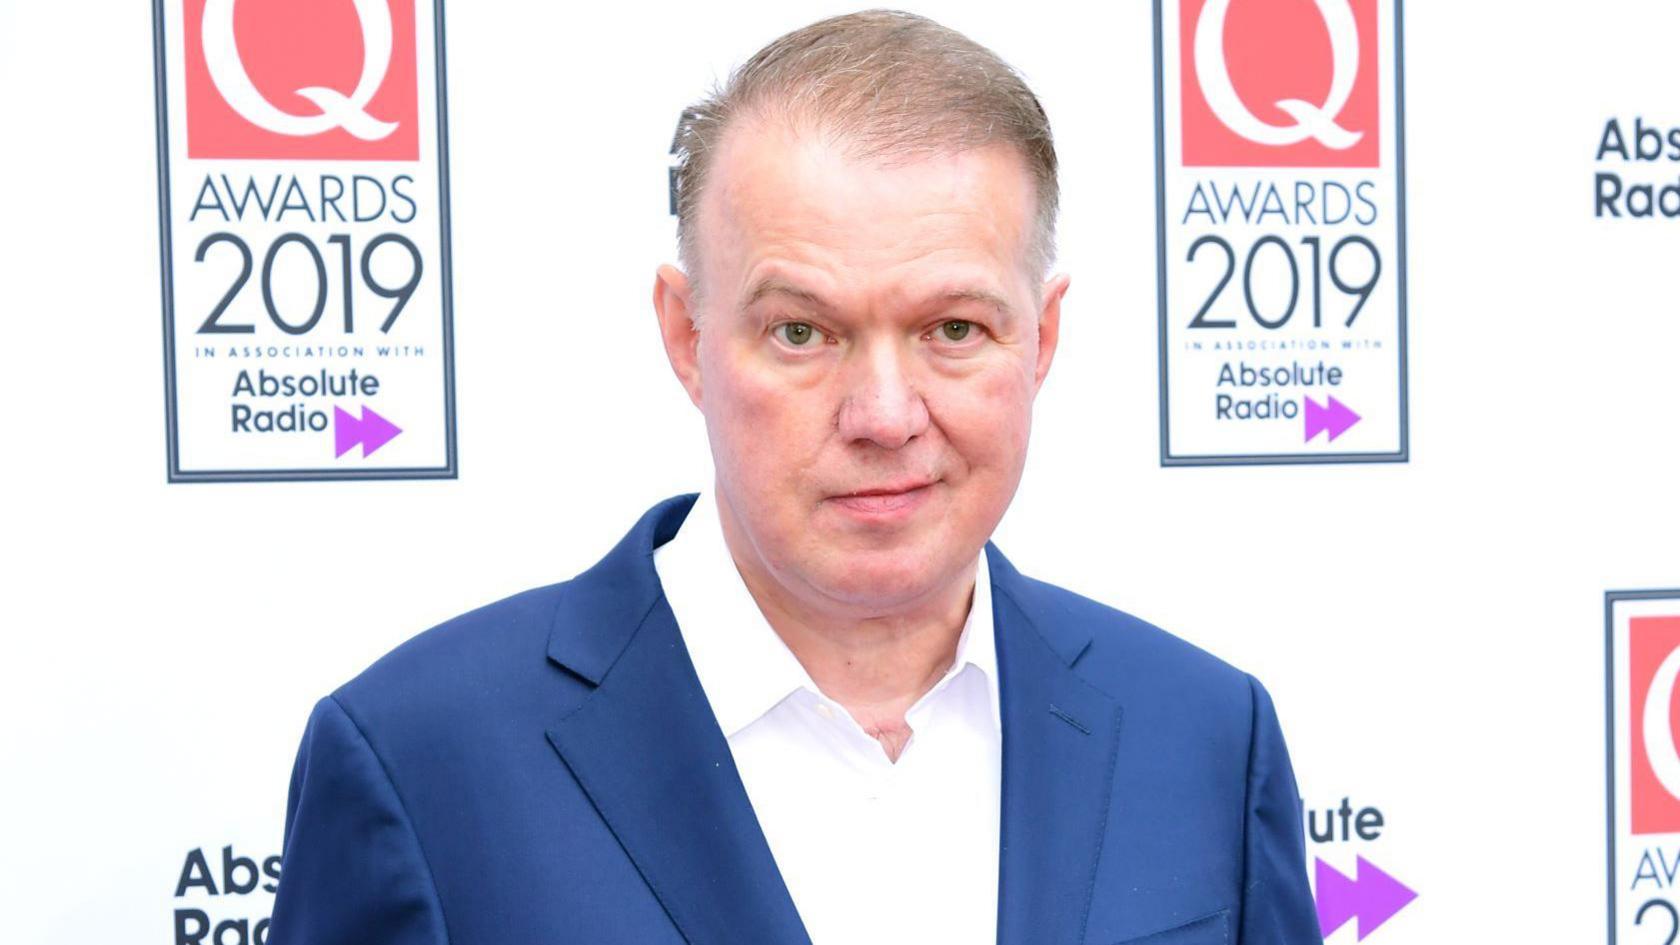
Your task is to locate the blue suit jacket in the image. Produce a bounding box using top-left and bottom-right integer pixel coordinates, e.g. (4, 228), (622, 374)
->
(269, 494), (1320, 944)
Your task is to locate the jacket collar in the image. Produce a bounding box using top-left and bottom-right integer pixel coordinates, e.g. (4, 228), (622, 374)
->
(544, 494), (1120, 945)
(542, 494), (689, 685)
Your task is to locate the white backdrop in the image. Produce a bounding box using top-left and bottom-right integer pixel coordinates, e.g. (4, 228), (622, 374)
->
(2, 1), (1677, 942)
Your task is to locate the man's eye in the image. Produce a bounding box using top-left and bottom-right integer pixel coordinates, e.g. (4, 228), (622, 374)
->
(938, 320), (974, 342)
(774, 322), (821, 347)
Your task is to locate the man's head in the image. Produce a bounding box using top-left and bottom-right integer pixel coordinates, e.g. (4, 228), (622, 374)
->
(653, 9), (1070, 620)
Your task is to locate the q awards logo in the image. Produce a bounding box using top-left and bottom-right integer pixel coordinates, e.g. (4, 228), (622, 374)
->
(151, 0), (456, 482)
(1152, 0), (1408, 465)
(1609, 589), (1680, 944)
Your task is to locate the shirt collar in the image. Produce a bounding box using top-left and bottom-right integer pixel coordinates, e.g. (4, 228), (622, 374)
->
(652, 490), (999, 739)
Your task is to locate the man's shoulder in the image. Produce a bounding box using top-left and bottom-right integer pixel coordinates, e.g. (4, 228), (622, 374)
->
(997, 567), (1259, 719)
(327, 579), (582, 740)
(328, 496), (689, 732)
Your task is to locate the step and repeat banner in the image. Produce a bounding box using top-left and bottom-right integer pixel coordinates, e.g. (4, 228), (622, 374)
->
(1, 1), (1677, 943)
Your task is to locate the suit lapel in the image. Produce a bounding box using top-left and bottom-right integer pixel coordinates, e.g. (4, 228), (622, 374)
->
(544, 496), (811, 945)
(989, 544), (1124, 945)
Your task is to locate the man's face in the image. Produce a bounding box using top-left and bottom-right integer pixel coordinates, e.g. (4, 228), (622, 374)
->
(656, 118), (1068, 617)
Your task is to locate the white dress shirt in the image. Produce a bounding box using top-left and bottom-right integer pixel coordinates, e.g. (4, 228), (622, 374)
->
(653, 490), (1002, 945)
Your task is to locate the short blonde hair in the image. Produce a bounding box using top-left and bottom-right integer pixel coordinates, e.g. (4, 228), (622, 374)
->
(672, 9), (1060, 296)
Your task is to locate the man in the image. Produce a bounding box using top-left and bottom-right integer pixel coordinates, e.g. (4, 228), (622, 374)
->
(270, 10), (1320, 945)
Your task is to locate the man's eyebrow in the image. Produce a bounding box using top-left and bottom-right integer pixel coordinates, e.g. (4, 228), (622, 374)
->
(929, 288), (1015, 319)
(741, 279), (828, 309)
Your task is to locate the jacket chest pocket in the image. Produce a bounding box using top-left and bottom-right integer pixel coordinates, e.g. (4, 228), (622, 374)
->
(1104, 908), (1230, 945)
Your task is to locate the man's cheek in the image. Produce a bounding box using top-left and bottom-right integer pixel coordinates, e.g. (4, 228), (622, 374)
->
(710, 365), (829, 484)
(729, 369), (807, 435)
(931, 372), (1030, 451)
(704, 349), (792, 425)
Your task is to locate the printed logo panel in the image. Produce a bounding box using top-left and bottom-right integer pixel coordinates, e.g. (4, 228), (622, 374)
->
(1154, 0), (1407, 465)
(183, 0), (420, 160)
(1608, 591), (1680, 943)
(1179, 0), (1380, 168)
(172, 843), (279, 942)
(1631, 616), (1680, 835)
(1305, 794), (1417, 940)
(153, 0), (455, 481)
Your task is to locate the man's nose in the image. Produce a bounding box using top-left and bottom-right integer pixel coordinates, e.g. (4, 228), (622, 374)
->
(835, 340), (929, 450)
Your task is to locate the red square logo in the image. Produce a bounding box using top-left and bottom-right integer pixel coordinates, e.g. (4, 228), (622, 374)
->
(1178, 0), (1380, 168)
(182, 0), (419, 161)
(1630, 615), (1680, 835)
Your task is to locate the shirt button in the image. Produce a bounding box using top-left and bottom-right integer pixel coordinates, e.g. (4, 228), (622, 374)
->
(814, 703), (834, 720)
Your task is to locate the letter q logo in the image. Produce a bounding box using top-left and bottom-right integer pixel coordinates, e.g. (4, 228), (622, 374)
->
(1630, 617), (1680, 834)
(1177, 0), (1381, 168)
(182, 0), (420, 161)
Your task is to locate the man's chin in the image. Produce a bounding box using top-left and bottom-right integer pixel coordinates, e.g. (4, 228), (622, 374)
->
(800, 546), (977, 614)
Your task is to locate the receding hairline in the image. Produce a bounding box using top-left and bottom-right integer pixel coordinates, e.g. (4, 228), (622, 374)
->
(702, 109), (1045, 268)
(671, 9), (1060, 305)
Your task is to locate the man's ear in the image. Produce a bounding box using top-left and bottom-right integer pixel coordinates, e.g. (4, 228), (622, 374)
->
(653, 264), (704, 408)
(1032, 272), (1070, 394)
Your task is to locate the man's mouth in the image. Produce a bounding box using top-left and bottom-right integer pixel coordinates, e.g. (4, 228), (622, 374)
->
(826, 480), (937, 517)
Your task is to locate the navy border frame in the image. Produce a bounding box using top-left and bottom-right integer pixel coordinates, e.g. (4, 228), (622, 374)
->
(1605, 588), (1680, 945)
(1150, 0), (1409, 467)
(149, 0), (458, 483)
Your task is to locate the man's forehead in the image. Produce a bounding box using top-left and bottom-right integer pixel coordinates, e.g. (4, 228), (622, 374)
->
(696, 117), (1038, 293)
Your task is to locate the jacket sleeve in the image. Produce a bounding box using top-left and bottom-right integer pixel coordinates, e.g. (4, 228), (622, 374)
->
(1238, 675), (1322, 945)
(268, 695), (449, 945)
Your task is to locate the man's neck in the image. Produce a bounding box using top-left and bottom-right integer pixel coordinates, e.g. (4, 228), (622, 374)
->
(713, 495), (975, 762)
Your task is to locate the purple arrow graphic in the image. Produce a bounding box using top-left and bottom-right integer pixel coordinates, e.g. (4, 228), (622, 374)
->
(1315, 856), (1416, 940)
(1304, 395), (1361, 442)
(333, 405), (402, 458)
